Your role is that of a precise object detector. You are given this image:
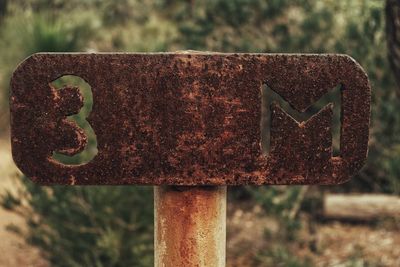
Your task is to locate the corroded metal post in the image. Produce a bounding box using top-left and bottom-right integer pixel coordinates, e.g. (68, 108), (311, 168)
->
(154, 186), (226, 267)
(10, 53), (371, 266)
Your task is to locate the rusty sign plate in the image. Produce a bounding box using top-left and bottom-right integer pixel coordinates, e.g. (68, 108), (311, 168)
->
(10, 53), (371, 185)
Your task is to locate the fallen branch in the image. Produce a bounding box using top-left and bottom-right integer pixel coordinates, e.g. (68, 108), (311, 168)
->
(323, 194), (400, 220)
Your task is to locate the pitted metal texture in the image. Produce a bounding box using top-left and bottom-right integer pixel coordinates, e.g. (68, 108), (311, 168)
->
(10, 53), (371, 185)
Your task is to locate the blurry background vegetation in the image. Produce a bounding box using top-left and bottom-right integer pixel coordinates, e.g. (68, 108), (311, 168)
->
(0, 0), (399, 266)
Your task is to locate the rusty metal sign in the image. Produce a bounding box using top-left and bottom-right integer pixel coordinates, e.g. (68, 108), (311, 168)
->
(10, 53), (371, 185)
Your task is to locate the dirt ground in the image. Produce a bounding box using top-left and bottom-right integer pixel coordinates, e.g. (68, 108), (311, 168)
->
(0, 137), (399, 267)
(312, 223), (400, 266)
(227, 204), (400, 267)
(0, 139), (48, 267)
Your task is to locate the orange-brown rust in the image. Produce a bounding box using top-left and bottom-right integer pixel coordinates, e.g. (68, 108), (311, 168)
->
(154, 186), (226, 267)
(10, 53), (371, 185)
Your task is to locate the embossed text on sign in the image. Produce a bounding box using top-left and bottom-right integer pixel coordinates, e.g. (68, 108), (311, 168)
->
(10, 53), (371, 185)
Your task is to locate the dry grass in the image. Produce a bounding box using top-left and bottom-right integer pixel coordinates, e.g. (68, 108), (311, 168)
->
(227, 202), (400, 267)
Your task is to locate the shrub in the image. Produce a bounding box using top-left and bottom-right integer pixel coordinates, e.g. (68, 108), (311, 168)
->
(3, 182), (154, 267)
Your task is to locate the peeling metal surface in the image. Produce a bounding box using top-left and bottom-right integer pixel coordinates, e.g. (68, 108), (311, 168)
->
(154, 186), (226, 267)
(10, 53), (371, 185)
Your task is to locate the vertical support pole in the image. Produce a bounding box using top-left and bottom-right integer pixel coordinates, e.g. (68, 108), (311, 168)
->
(154, 186), (226, 267)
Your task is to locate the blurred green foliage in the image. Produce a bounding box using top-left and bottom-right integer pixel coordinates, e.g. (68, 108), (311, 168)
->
(3, 183), (154, 267)
(51, 75), (98, 165)
(0, 0), (399, 266)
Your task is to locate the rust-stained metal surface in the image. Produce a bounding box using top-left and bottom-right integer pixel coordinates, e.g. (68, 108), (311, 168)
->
(10, 53), (371, 185)
(154, 186), (226, 267)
